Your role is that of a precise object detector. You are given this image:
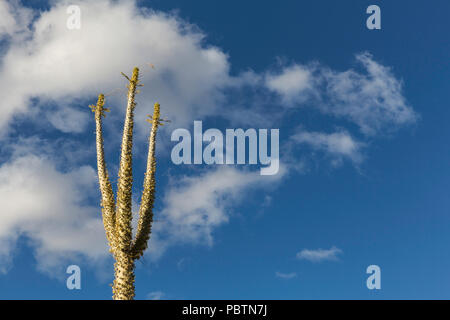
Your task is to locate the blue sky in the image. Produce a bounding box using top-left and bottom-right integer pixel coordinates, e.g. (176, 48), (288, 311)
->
(0, 0), (449, 299)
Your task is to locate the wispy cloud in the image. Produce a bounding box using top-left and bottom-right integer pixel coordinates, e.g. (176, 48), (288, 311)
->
(291, 129), (364, 166)
(0, 0), (231, 136)
(275, 271), (297, 279)
(265, 53), (418, 135)
(296, 246), (342, 263)
(146, 291), (165, 300)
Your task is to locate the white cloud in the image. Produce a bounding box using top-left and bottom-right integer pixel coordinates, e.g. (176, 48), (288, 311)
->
(291, 129), (363, 165)
(275, 271), (297, 279)
(265, 64), (313, 105)
(0, 153), (107, 274)
(319, 53), (418, 135)
(264, 53), (417, 135)
(47, 105), (90, 133)
(0, 0), (230, 136)
(0, 135), (95, 170)
(296, 246), (342, 263)
(146, 291), (165, 300)
(0, 0), (32, 39)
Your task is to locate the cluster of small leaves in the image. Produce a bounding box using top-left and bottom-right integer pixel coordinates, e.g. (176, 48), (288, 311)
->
(89, 94), (110, 117)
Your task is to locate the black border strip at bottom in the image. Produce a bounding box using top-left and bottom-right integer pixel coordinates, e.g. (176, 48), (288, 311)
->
(0, 300), (447, 318)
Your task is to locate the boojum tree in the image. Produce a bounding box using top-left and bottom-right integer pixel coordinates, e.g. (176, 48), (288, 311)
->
(90, 67), (167, 300)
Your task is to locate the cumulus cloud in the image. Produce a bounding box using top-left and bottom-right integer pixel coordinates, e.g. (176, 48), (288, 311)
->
(275, 271), (297, 279)
(296, 246), (342, 263)
(291, 129), (364, 165)
(0, 153), (107, 274)
(0, 0), (230, 136)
